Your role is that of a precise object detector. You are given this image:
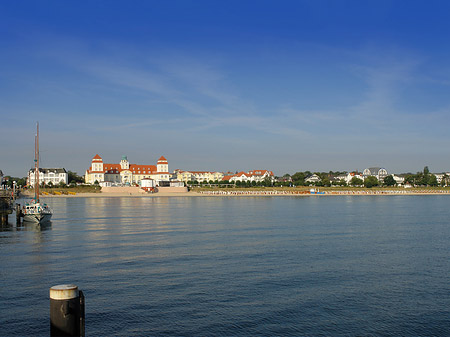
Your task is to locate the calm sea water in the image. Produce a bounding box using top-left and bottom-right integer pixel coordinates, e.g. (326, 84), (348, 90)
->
(1, 195), (449, 336)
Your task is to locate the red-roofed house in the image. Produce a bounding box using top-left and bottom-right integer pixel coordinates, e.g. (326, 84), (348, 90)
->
(85, 154), (171, 186)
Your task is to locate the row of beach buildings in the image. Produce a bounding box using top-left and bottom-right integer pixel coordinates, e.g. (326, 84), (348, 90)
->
(10, 154), (450, 188)
(22, 154), (275, 188)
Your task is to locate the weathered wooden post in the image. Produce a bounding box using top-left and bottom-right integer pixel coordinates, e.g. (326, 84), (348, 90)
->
(50, 285), (85, 337)
(15, 203), (21, 225)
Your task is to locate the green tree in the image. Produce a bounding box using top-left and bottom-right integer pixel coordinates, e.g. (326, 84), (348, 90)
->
(68, 171), (84, 184)
(350, 177), (363, 186)
(383, 175), (396, 186)
(440, 174), (448, 187)
(322, 177), (331, 187)
(429, 175), (438, 187)
(424, 166), (430, 175)
(404, 174), (415, 185)
(364, 176), (379, 188)
(264, 177), (272, 187)
(418, 172), (429, 186)
(291, 172), (305, 185)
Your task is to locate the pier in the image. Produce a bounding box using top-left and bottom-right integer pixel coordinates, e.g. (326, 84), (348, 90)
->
(0, 189), (21, 225)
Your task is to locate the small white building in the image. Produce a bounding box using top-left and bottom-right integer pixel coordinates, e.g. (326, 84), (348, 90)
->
(27, 168), (68, 187)
(140, 178), (156, 192)
(433, 173), (450, 184)
(305, 174), (322, 184)
(170, 181), (185, 187)
(345, 172), (364, 185)
(392, 175), (405, 185)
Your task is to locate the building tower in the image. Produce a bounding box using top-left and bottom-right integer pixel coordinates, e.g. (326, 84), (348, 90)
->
(91, 154), (104, 172)
(157, 156), (168, 173)
(120, 155), (129, 170)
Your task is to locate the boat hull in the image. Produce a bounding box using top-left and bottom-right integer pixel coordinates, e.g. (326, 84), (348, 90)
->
(23, 213), (52, 224)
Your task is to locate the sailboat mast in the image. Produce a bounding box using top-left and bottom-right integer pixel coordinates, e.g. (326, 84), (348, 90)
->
(35, 122), (39, 202)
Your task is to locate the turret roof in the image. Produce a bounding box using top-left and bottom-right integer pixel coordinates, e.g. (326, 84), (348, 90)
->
(158, 156), (168, 162)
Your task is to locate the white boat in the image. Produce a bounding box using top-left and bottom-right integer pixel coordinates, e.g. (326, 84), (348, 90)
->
(23, 123), (53, 224)
(22, 201), (52, 223)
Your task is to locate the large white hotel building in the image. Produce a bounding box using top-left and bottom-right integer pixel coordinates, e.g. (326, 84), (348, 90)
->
(85, 154), (170, 186)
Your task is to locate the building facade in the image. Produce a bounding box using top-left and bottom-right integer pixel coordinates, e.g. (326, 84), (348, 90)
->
(363, 167), (388, 182)
(345, 172), (364, 185)
(305, 174), (322, 184)
(174, 170), (224, 183)
(85, 154), (170, 186)
(27, 168), (69, 186)
(225, 170), (274, 183)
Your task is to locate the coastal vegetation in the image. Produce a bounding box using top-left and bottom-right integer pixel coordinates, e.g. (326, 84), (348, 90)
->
(191, 185), (450, 194)
(22, 184), (101, 195)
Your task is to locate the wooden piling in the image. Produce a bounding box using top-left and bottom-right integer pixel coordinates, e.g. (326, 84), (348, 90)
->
(0, 190), (13, 225)
(50, 284), (85, 337)
(15, 204), (21, 225)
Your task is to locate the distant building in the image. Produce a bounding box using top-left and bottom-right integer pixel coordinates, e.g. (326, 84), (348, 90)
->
(345, 172), (364, 185)
(99, 181), (112, 187)
(225, 170), (274, 183)
(392, 174), (405, 185)
(305, 174), (322, 184)
(140, 178), (156, 192)
(174, 170), (224, 183)
(363, 167), (388, 182)
(433, 173), (450, 185)
(85, 154), (170, 186)
(277, 175), (292, 183)
(331, 173), (348, 184)
(27, 168), (68, 186)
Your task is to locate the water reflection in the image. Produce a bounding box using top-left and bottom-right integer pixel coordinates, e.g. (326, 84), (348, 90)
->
(23, 221), (52, 232)
(0, 220), (51, 232)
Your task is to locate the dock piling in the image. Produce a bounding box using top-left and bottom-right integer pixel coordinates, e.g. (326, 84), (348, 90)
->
(15, 203), (21, 225)
(50, 285), (85, 337)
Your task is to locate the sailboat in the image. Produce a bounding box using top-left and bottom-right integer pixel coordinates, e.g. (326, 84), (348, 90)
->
(22, 123), (53, 223)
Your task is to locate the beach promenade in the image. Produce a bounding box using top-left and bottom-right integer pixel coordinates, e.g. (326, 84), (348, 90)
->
(21, 188), (450, 198)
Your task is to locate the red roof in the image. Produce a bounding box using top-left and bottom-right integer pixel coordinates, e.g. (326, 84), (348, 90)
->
(87, 155), (167, 174)
(87, 163), (157, 174)
(179, 170), (220, 174)
(248, 170), (274, 176)
(235, 171), (251, 177)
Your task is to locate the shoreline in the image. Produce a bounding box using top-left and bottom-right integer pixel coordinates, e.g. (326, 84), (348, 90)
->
(19, 190), (450, 198)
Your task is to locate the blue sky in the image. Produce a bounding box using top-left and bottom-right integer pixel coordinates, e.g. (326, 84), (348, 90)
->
(2, 0), (450, 177)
